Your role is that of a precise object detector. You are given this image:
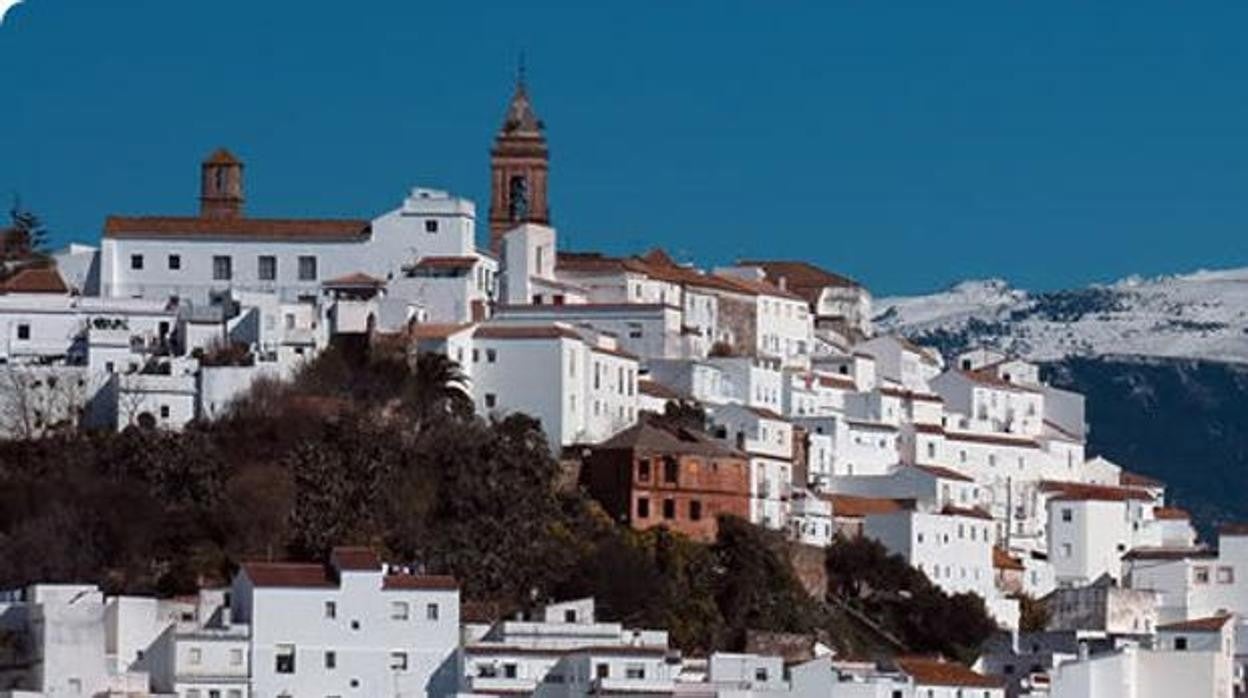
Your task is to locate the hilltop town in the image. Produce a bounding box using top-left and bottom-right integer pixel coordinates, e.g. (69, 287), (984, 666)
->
(0, 77), (1241, 698)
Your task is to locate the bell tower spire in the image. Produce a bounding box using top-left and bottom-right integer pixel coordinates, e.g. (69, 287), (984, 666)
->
(488, 60), (549, 253)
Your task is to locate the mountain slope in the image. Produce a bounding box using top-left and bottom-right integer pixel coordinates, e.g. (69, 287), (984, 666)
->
(875, 268), (1248, 364)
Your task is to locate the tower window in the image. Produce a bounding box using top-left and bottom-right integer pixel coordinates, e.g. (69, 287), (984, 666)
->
(214, 167), (226, 193)
(508, 175), (529, 221)
(213, 256), (232, 281)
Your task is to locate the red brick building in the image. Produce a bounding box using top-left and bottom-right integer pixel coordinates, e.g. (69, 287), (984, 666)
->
(581, 420), (750, 542)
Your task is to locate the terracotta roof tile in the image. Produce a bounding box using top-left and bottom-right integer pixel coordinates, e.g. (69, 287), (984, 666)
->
(638, 379), (681, 400)
(1, 266), (68, 294)
(961, 368), (1043, 394)
(408, 322), (475, 340)
(1153, 506), (1190, 521)
(945, 430), (1040, 449)
(940, 504), (995, 521)
(323, 272), (385, 287)
(1041, 481), (1155, 502)
(910, 464), (974, 482)
(204, 148), (241, 165)
(1120, 470), (1165, 488)
(1121, 546), (1215, 561)
(825, 494), (909, 518)
(382, 574), (459, 591)
(993, 547), (1025, 571)
(474, 324), (582, 341)
(1157, 615), (1233, 632)
(594, 420), (745, 459)
(895, 656), (1004, 688)
(412, 256), (478, 271)
(736, 259), (862, 306)
(104, 216), (371, 241)
(1219, 523), (1248, 537)
(241, 562), (336, 588)
(331, 546), (382, 571)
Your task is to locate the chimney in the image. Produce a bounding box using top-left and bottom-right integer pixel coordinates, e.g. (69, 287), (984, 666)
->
(200, 148), (245, 219)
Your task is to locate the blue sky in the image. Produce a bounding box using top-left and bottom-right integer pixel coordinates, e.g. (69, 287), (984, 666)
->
(3, 1), (1248, 296)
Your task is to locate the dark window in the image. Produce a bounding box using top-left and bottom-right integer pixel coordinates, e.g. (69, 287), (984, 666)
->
(755, 668), (768, 682)
(564, 609), (577, 623)
(168, 254), (180, 270)
(350, 620), (360, 631)
(532, 294), (543, 305)
(596, 663), (610, 679)
(1175, 637), (1188, 651)
(212, 256), (232, 281)
(130, 254), (144, 270)
(275, 645), (295, 674)
(662, 499), (675, 520)
(553, 294), (565, 305)
(637, 460), (651, 481)
(16, 324), (29, 340)
(298, 256), (317, 281)
(325, 651), (336, 669)
(663, 457), (679, 484)
(690, 500), (703, 521)
(486, 349), (497, 363)
(637, 497), (649, 519)
(425, 219), (439, 233)
(258, 255), (277, 281)
(484, 393), (497, 409)
(504, 664), (517, 679)
(159, 405), (169, 419)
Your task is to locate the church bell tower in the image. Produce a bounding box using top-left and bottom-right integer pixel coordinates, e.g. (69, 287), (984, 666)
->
(488, 65), (549, 253)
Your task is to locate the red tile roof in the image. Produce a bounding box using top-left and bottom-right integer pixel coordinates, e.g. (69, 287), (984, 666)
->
(408, 322), (475, 340)
(1121, 546), (1215, 561)
(945, 430), (1040, 448)
(1157, 615), (1233, 632)
(815, 373), (856, 390)
(323, 272), (385, 287)
(1219, 523), (1248, 537)
(911, 464), (974, 482)
(1153, 506), (1191, 521)
(590, 343), (639, 361)
(104, 216), (371, 241)
(241, 562), (336, 588)
(736, 259), (862, 306)
(895, 656), (1004, 688)
(879, 387), (944, 403)
(382, 574), (459, 591)
(825, 494), (908, 518)
(1, 266), (68, 294)
(638, 379), (681, 400)
(993, 547), (1025, 571)
(845, 418), (899, 432)
(1041, 481), (1155, 502)
(1120, 470), (1165, 488)
(474, 324), (582, 341)
(204, 148), (241, 165)
(702, 273), (806, 302)
(331, 546), (382, 571)
(594, 420), (745, 459)
(913, 423), (946, 435)
(413, 256), (478, 271)
(961, 368), (1043, 394)
(941, 504), (994, 521)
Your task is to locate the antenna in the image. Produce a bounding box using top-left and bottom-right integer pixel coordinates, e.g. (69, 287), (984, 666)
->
(517, 50), (527, 88)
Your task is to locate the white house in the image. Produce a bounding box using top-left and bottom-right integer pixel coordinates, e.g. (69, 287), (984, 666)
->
(1123, 526), (1248, 624)
(708, 403), (794, 531)
(231, 547), (461, 698)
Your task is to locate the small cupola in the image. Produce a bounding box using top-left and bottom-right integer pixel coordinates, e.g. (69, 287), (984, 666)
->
(200, 148), (244, 219)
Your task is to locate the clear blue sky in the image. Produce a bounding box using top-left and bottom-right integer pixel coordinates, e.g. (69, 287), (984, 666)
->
(3, 1), (1248, 296)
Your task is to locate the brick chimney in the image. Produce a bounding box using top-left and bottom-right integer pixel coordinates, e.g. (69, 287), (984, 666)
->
(200, 148), (244, 219)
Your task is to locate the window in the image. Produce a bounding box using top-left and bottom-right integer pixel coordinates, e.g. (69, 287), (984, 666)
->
(504, 663), (518, 678)
(230, 648), (243, 666)
(662, 498), (675, 520)
(473, 348), (480, 363)
(486, 348), (497, 363)
(325, 601), (337, 618)
(755, 667), (769, 682)
(564, 609), (578, 623)
(325, 650), (337, 669)
(1061, 508), (1073, 523)
(426, 603), (439, 621)
(189, 647), (202, 664)
(637, 497), (650, 518)
(690, 500), (703, 521)
(275, 644), (295, 674)
(390, 652), (408, 671)
(160, 405), (170, 419)
(663, 457), (678, 484)
(1061, 543), (1073, 558)
(16, 324), (29, 340)
(297, 255), (317, 281)
(596, 663), (610, 679)
(391, 601), (409, 620)
(1175, 637), (1188, 651)
(484, 393), (497, 409)
(166, 253), (181, 270)
(1195, 566), (1211, 584)
(625, 663), (646, 679)
(425, 219), (439, 233)
(130, 254), (144, 270)
(638, 460), (651, 481)
(258, 255), (277, 281)
(1217, 566), (1235, 584)
(213, 255), (232, 281)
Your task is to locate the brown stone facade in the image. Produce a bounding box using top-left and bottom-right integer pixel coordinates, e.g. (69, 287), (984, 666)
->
(488, 81), (550, 252)
(581, 422), (750, 542)
(715, 292), (757, 357)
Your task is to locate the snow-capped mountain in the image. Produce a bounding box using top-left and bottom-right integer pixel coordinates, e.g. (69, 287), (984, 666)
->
(874, 268), (1248, 364)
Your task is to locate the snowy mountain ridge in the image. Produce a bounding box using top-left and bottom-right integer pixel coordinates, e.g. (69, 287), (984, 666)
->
(874, 266), (1248, 364)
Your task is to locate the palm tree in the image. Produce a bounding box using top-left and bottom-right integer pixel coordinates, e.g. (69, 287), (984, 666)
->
(407, 352), (472, 425)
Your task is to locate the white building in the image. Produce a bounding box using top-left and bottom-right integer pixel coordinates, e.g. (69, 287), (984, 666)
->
(1123, 526), (1248, 624)
(709, 403), (794, 530)
(231, 546), (461, 698)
